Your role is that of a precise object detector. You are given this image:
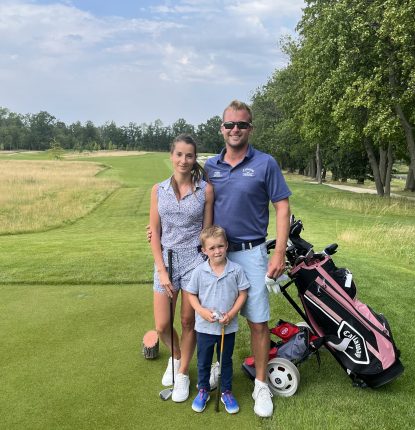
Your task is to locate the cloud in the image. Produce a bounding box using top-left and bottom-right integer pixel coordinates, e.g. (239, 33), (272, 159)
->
(0, 0), (304, 125)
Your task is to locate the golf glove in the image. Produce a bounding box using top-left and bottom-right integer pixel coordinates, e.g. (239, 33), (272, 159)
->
(265, 274), (289, 294)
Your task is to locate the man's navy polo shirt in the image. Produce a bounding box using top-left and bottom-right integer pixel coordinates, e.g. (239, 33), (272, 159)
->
(204, 145), (291, 243)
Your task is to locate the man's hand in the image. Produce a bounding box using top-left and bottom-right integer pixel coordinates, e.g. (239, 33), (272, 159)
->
(267, 250), (286, 279)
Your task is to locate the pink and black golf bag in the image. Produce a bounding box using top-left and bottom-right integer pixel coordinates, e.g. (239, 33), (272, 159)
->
(280, 217), (404, 388)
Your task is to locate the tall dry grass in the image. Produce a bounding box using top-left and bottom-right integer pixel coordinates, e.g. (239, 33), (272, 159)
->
(0, 160), (119, 234)
(320, 193), (415, 216)
(339, 223), (415, 265)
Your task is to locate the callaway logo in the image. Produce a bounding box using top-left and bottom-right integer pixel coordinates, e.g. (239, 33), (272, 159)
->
(242, 168), (255, 177)
(212, 171), (222, 178)
(281, 327), (289, 336)
(338, 321), (369, 364)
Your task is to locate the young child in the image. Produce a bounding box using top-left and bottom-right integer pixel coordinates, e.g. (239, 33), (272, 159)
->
(184, 225), (249, 414)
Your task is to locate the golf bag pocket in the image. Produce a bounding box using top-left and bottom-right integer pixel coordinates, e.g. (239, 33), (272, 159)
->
(270, 320), (320, 363)
(277, 332), (309, 362)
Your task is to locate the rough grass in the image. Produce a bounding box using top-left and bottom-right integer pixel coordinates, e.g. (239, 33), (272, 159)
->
(64, 150), (148, 158)
(320, 193), (415, 217)
(0, 159), (119, 234)
(339, 223), (415, 265)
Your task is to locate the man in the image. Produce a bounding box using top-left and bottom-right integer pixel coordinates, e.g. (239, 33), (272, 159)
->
(204, 100), (291, 417)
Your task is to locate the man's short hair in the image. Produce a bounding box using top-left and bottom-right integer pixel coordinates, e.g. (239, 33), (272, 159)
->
(200, 225), (227, 248)
(223, 99), (253, 123)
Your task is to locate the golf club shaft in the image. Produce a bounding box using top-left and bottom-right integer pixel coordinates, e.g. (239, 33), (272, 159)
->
(215, 326), (225, 412)
(159, 249), (174, 401)
(168, 249), (174, 386)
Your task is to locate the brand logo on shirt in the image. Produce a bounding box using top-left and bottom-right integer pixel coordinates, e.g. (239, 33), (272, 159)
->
(212, 171), (222, 178)
(242, 168), (255, 177)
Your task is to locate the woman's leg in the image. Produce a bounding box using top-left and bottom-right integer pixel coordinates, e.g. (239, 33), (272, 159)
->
(153, 290), (181, 359)
(178, 290), (196, 374)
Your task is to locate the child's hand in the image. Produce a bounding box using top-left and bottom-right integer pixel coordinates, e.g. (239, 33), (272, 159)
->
(199, 308), (216, 323)
(219, 312), (232, 326)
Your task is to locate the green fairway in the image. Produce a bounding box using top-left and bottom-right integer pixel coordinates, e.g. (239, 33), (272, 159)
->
(1, 152), (414, 430)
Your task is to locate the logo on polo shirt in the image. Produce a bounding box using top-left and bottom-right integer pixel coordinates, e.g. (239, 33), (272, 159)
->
(242, 168), (255, 177)
(212, 171), (222, 178)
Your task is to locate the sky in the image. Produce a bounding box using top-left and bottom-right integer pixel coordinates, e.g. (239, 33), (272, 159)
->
(0, 0), (305, 127)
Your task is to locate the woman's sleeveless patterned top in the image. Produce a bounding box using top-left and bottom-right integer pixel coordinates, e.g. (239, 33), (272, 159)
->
(157, 177), (207, 250)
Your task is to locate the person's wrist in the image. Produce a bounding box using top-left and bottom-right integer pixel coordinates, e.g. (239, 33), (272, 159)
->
(274, 248), (285, 255)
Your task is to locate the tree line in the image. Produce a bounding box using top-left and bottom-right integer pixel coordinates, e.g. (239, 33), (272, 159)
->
(250, 0), (415, 195)
(0, 107), (224, 155)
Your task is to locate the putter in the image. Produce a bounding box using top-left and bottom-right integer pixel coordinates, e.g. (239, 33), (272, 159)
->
(215, 324), (225, 412)
(159, 249), (175, 401)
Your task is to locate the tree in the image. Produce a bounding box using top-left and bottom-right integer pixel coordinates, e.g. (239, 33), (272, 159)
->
(171, 118), (195, 137)
(196, 116), (223, 153)
(48, 138), (64, 160)
(27, 111), (56, 150)
(292, 0), (414, 195)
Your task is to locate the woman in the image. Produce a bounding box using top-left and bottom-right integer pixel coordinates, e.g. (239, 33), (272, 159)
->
(149, 134), (213, 402)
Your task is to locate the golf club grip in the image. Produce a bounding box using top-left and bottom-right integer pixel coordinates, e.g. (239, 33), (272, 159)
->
(168, 249), (174, 386)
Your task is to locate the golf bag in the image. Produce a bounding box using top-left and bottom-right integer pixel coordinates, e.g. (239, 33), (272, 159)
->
(284, 217), (404, 388)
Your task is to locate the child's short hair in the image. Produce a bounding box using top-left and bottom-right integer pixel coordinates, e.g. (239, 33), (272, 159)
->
(200, 225), (227, 248)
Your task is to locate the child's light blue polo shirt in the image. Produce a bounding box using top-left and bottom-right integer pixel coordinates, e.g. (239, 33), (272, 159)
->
(184, 258), (250, 335)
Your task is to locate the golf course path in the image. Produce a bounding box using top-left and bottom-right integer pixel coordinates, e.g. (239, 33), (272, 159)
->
(322, 183), (415, 200)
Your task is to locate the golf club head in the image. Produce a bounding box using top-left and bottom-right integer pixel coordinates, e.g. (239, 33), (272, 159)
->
(159, 387), (173, 401)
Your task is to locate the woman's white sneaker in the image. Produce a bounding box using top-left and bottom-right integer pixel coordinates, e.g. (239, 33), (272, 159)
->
(162, 357), (181, 387)
(172, 373), (190, 402)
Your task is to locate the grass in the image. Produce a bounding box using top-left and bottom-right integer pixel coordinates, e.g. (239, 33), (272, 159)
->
(0, 152), (414, 430)
(0, 159), (119, 235)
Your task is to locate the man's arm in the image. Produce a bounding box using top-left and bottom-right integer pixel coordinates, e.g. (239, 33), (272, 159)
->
(203, 183), (214, 228)
(267, 198), (290, 279)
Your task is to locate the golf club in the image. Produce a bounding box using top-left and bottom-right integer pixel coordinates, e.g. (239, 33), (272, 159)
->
(159, 249), (175, 401)
(215, 324), (225, 412)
